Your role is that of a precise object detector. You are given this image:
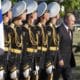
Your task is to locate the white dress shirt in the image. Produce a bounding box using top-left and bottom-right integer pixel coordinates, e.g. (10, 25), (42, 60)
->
(63, 23), (72, 39)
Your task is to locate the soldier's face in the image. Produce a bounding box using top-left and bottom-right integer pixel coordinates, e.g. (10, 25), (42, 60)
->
(44, 11), (49, 21)
(8, 10), (12, 20)
(56, 13), (60, 20)
(32, 12), (37, 20)
(21, 12), (27, 21)
(51, 17), (57, 25)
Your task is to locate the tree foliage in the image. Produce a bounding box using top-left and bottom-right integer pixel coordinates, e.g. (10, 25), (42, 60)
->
(62, 0), (80, 12)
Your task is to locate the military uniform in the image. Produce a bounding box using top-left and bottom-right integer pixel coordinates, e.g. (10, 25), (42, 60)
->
(8, 23), (23, 80)
(34, 22), (47, 80)
(4, 24), (13, 80)
(37, 2), (49, 80)
(21, 1), (38, 80)
(21, 23), (38, 80)
(46, 2), (60, 80)
(9, 1), (27, 80)
(36, 23), (48, 70)
(46, 23), (59, 71)
(2, 0), (12, 80)
(37, 1), (49, 70)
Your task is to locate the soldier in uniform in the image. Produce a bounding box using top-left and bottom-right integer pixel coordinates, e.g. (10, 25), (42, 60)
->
(36, 2), (49, 80)
(45, 2), (60, 80)
(21, 1), (38, 80)
(9, 1), (27, 80)
(2, 0), (12, 80)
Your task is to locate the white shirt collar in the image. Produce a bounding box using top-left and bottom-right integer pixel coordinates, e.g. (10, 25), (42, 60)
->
(63, 22), (69, 31)
(63, 23), (72, 38)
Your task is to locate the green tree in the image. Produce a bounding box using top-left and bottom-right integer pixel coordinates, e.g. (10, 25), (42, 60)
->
(46, 0), (55, 3)
(62, 0), (80, 12)
(11, 0), (17, 3)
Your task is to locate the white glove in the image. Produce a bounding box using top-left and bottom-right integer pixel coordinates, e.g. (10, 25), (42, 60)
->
(34, 65), (40, 75)
(0, 70), (5, 80)
(46, 65), (53, 74)
(36, 65), (39, 71)
(52, 65), (55, 69)
(23, 68), (31, 78)
(10, 70), (18, 79)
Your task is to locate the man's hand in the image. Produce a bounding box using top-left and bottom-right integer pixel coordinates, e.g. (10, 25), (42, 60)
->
(59, 59), (64, 67)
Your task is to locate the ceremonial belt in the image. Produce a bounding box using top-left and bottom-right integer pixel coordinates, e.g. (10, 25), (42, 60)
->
(49, 46), (59, 51)
(37, 46), (47, 52)
(42, 46), (47, 52)
(5, 47), (21, 54)
(11, 48), (21, 54)
(5, 47), (9, 52)
(37, 46), (41, 50)
(26, 48), (37, 53)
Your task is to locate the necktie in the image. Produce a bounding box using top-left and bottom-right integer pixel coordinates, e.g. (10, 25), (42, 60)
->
(68, 29), (72, 39)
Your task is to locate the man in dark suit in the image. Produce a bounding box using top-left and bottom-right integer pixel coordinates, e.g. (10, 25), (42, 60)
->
(54, 13), (76, 80)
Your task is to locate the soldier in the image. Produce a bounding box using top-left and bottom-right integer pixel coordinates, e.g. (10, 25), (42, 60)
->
(46, 2), (60, 80)
(21, 1), (38, 80)
(9, 1), (27, 80)
(36, 2), (49, 80)
(2, 0), (12, 80)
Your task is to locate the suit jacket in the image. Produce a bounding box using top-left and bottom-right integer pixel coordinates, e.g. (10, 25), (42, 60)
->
(57, 23), (76, 68)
